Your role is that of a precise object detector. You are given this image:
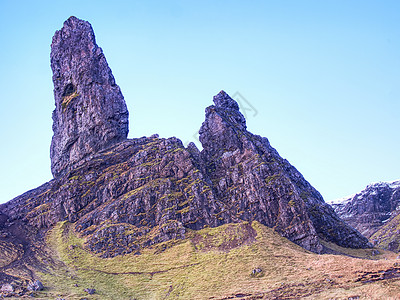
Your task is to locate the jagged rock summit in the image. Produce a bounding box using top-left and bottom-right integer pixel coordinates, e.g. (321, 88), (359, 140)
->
(50, 16), (129, 178)
(199, 91), (370, 252)
(0, 17), (373, 290)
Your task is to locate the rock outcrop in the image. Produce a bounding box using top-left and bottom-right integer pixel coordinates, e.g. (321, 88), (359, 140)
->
(198, 91), (370, 251)
(0, 16), (371, 265)
(330, 180), (400, 251)
(50, 16), (129, 178)
(1, 90), (370, 257)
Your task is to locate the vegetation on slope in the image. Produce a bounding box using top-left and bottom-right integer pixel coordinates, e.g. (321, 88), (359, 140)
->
(19, 221), (400, 299)
(370, 213), (400, 252)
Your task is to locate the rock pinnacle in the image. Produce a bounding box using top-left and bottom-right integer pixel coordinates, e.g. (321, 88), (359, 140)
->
(50, 16), (129, 178)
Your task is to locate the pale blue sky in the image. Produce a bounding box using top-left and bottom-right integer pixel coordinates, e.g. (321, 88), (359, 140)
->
(0, 0), (399, 203)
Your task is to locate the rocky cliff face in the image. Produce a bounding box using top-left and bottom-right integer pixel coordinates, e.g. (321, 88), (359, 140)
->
(0, 16), (371, 266)
(50, 16), (129, 178)
(330, 181), (400, 251)
(198, 91), (369, 251)
(0, 89), (370, 257)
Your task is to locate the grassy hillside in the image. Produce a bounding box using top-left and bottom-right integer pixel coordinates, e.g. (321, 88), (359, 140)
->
(370, 213), (400, 253)
(20, 221), (400, 299)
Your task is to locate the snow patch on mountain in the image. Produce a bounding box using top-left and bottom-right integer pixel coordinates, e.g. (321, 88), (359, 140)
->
(328, 180), (400, 206)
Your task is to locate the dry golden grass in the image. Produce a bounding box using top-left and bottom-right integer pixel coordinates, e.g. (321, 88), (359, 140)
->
(29, 221), (400, 299)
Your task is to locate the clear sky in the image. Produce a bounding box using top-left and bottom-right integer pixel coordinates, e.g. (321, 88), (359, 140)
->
(0, 0), (399, 204)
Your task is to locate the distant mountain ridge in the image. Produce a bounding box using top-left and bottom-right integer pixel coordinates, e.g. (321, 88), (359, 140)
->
(330, 180), (400, 251)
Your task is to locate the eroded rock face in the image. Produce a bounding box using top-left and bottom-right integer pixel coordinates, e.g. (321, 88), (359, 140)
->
(0, 212), (7, 228)
(50, 16), (129, 178)
(2, 92), (371, 257)
(199, 91), (320, 251)
(3, 91), (371, 257)
(0, 17), (371, 260)
(198, 91), (370, 252)
(2, 137), (226, 257)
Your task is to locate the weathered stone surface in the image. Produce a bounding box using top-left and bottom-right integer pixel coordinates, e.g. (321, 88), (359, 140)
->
(0, 212), (7, 228)
(2, 137), (225, 257)
(1, 92), (370, 257)
(27, 280), (44, 291)
(330, 180), (400, 251)
(50, 16), (129, 178)
(84, 288), (96, 295)
(198, 91), (321, 252)
(0, 239), (23, 268)
(0, 18), (371, 262)
(1, 283), (14, 293)
(331, 181), (400, 237)
(198, 91), (370, 252)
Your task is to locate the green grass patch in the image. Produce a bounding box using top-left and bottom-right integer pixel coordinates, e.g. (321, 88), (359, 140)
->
(33, 221), (400, 300)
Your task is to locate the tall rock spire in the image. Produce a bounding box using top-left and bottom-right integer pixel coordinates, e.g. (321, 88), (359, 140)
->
(50, 16), (129, 178)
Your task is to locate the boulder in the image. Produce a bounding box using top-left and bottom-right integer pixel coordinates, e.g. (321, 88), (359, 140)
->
(27, 280), (44, 291)
(84, 288), (96, 295)
(1, 283), (14, 293)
